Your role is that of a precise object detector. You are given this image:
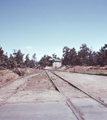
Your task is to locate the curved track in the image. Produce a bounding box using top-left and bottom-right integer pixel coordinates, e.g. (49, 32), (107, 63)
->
(46, 70), (82, 120)
(52, 71), (107, 107)
(0, 73), (41, 107)
(46, 70), (107, 120)
(0, 73), (40, 88)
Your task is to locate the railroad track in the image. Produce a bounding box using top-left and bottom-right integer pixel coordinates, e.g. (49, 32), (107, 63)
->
(52, 71), (107, 107)
(46, 70), (82, 120)
(0, 73), (39, 88)
(46, 70), (107, 120)
(0, 73), (41, 107)
(49, 69), (107, 106)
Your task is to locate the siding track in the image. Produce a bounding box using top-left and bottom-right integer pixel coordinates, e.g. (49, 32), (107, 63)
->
(45, 70), (82, 120)
(0, 73), (40, 88)
(51, 71), (107, 107)
(46, 70), (107, 120)
(0, 73), (41, 107)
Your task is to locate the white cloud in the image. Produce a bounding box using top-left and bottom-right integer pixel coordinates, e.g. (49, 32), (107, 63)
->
(21, 46), (33, 50)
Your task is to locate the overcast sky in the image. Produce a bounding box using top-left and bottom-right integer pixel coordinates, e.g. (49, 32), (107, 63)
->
(0, 0), (107, 60)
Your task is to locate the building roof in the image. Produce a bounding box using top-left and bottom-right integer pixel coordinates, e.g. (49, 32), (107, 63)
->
(49, 58), (61, 62)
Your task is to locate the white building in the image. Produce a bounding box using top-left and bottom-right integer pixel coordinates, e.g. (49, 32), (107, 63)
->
(49, 58), (62, 68)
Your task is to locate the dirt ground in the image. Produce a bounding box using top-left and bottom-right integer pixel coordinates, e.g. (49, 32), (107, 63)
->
(18, 68), (39, 75)
(46, 71), (107, 120)
(0, 68), (39, 85)
(0, 70), (19, 85)
(1, 65), (107, 86)
(1, 68), (107, 120)
(54, 71), (107, 103)
(7, 72), (64, 104)
(1, 67), (107, 104)
(56, 65), (107, 75)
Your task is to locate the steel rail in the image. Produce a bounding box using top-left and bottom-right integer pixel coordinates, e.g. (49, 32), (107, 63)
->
(0, 73), (40, 108)
(0, 73), (40, 89)
(45, 70), (82, 120)
(52, 71), (107, 107)
(0, 77), (24, 88)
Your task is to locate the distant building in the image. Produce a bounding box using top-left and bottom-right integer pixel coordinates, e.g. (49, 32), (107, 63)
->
(49, 58), (62, 68)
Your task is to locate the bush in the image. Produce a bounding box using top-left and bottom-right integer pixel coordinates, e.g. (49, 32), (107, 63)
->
(21, 71), (25, 76)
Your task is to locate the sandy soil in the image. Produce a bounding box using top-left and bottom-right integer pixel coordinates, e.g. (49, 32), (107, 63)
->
(18, 68), (39, 75)
(1, 69), (107, 105)
(51, 65), (107, 75)
(0, 70), (19, 85)
(1, 69), (107, 120)
(0, 73), (40, 105)
(46, 71), (107, 120)
(54, 71), (107, 103)
(2, 69), (107, 104)
(47, 72), (88, 99)
(6, 72), (64, 104)
(0, 68), (39, 85)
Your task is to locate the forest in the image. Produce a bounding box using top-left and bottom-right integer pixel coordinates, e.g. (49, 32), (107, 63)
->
(39, 44), (107, 67)
(0, 48), (36, 69)
(62, 44), (107, 66)
(0, 43), (107, 69)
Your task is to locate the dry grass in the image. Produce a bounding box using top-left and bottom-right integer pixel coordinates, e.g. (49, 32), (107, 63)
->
(0, 70), (19, 85)
(18, 68), (39, 75)
(56, 65), (107, 76)
(0, 68), (39, 85)
(23, 73), (55, 91)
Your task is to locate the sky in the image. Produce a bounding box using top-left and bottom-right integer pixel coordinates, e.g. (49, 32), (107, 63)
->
(0, 0), (107, 61)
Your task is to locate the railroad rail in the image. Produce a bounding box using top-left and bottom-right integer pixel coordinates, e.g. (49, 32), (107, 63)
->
(0, 73), (41, 89)
(51, 71), (107, 107)
(0, 77), (24, 88)
(45, 70), (82, 120)
(0, 73), (41, 107)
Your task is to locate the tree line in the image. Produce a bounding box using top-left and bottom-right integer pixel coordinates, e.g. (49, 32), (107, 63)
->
(0, 47), (36, 69)
(62, 44), (107, 66)
(0, 43), (107, 69)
